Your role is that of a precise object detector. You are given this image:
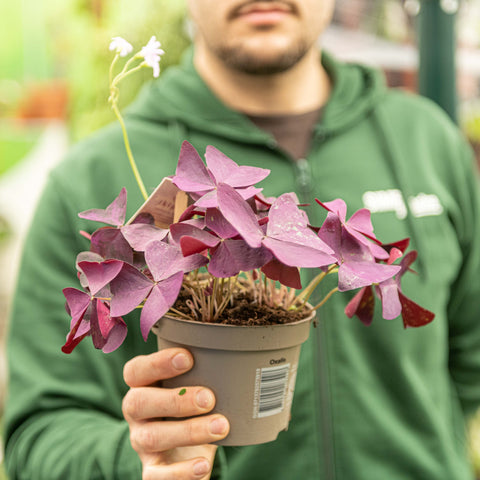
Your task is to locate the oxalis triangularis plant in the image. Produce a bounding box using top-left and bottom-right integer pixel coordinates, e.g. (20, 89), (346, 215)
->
(62, 36), (435, 355)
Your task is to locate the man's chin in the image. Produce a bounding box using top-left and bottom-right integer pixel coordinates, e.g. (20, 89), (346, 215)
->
(214, 42), (309, 75)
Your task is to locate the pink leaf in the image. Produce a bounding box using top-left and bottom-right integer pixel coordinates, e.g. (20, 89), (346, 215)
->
(79, 188), (127, 227)
(216, 183), (263, 248)
(171, 141), (214, 192)
(140, 271), (184, 340)
(77, 259), (124, 296)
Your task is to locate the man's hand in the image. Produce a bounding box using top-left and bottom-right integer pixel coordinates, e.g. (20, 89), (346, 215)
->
(122, 348), (230, 480)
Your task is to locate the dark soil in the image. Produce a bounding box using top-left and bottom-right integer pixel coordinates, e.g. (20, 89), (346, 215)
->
(172, 291), (311, 326)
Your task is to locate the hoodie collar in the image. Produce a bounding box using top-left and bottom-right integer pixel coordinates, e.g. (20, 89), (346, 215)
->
(127, 48), (386, 142)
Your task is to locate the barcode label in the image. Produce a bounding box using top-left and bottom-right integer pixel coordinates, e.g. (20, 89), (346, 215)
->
(253, 364), (290, 418)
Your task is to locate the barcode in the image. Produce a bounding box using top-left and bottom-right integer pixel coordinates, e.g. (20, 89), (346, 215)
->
(255, 364), (290, 418)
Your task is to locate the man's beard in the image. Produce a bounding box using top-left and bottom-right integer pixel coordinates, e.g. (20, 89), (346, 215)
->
(212, 39), (311, 75)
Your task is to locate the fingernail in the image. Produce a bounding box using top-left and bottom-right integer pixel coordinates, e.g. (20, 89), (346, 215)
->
(193, 459), (210, 476)
(209, 416), (228, 435)
(172, 353), (191, 371)
(196, 389), (214, 409)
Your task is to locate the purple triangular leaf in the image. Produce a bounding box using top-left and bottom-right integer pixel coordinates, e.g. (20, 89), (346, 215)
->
(90, 227), (134, 263)
(344, 286), (375, 326)
(216, 183), (263, 248)
(208, 240), (272, 277)
(102, 320), (128, 353)
(121, 223), (169, 251)
(338, 262), (400, 292)
(77, 259), (124, 296)
(205, 208), (239, 239)
(206, 145), (270, 187)
(90, 300), (107, 350)
(92, 299), (128, 353)
(63, 288), (91, 322)
(79, 188), (127, 227)
(261, 258), (302, 289)
(267, 194), (334, 254)
(263, 237), (335, 268)
(170, 223), (220, 250)
(140, 271), (184, 340)
(318, 213), (342, 259)
(144, 241), (184, 281)
(171, 141), (214, 193)
(109, 263), (153, 317)
(399, 291), (435, 328)
(316, 198), (347, 221)
(377, 279), (402, 320)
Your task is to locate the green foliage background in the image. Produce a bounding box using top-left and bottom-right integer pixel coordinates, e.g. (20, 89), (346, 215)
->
(0, 0), (190, 140)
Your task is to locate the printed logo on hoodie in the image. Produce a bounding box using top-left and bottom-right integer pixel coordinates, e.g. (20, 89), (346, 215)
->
(362, 189), (443, 219)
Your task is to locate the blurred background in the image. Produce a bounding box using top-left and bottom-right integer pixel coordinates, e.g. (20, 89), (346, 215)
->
(2, 0), (480, 477)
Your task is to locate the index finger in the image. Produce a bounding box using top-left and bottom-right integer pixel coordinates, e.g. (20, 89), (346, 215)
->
(124, 348), (194, 387)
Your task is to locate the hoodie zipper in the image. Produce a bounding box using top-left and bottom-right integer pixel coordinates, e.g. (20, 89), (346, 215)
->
(294, 148), (336, 480)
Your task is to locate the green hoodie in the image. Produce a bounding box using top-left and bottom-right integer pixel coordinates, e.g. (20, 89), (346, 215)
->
(4, 51), (480, 480)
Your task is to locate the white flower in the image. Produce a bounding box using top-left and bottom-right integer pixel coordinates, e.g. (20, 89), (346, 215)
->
(109, 37), (133, 57)
(140, 36), (165, 78)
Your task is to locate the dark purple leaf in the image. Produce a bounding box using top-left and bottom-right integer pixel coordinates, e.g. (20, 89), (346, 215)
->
(110, 263), (153, 317)
(208, 240), (272, 277)
(205, 208), (238, 239)
(261, 258), (302, 289)
(90, 227), (134, 263)
(77, 259), (124, 296)
(170, 223), (220, 252)
(140, 271), (184, 340)
(399, 291), (435, 328)
(344, 286), (375, 326)
(89, 299), (127, 352)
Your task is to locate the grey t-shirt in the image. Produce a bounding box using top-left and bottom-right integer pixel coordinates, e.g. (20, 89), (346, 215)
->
(248, 108), (322, 160)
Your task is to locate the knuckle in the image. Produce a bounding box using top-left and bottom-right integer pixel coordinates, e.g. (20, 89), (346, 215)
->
(182, 417), (207, 445)
(131, 425), (158, 453)
(122, 389), (140, 420)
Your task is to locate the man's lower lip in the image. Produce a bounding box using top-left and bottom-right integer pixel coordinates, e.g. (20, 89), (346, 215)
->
(237, 10), (290, 25)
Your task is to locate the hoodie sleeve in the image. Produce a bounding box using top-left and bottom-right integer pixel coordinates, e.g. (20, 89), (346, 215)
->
(3, 174), (146, 479)
(447, 136), (480, 419)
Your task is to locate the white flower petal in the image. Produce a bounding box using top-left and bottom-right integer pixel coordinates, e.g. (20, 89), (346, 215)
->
(109, 36), (133, 57)
(140, 36), (165, 77)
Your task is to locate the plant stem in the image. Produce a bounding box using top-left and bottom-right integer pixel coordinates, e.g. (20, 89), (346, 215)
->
(111, 102), (148, 200)
(312, 287), (339, 311)
(295, 265), (338, 307)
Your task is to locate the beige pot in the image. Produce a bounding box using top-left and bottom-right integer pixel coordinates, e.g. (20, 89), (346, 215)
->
(152, 311), (314, 446)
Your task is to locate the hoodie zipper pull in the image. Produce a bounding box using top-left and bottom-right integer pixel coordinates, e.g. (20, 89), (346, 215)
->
(295, 158), (313, 202)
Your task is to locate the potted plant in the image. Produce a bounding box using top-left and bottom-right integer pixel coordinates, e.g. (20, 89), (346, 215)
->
(61, 37), (435, 446)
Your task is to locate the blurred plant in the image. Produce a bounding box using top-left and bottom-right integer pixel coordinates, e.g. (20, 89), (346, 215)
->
(47, 0), (190, 139)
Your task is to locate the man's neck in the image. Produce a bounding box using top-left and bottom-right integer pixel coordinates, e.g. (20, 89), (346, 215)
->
(193, 46), (331, 116)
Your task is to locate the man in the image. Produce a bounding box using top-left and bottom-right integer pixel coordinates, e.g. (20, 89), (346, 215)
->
(4, 1), (480, 479)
